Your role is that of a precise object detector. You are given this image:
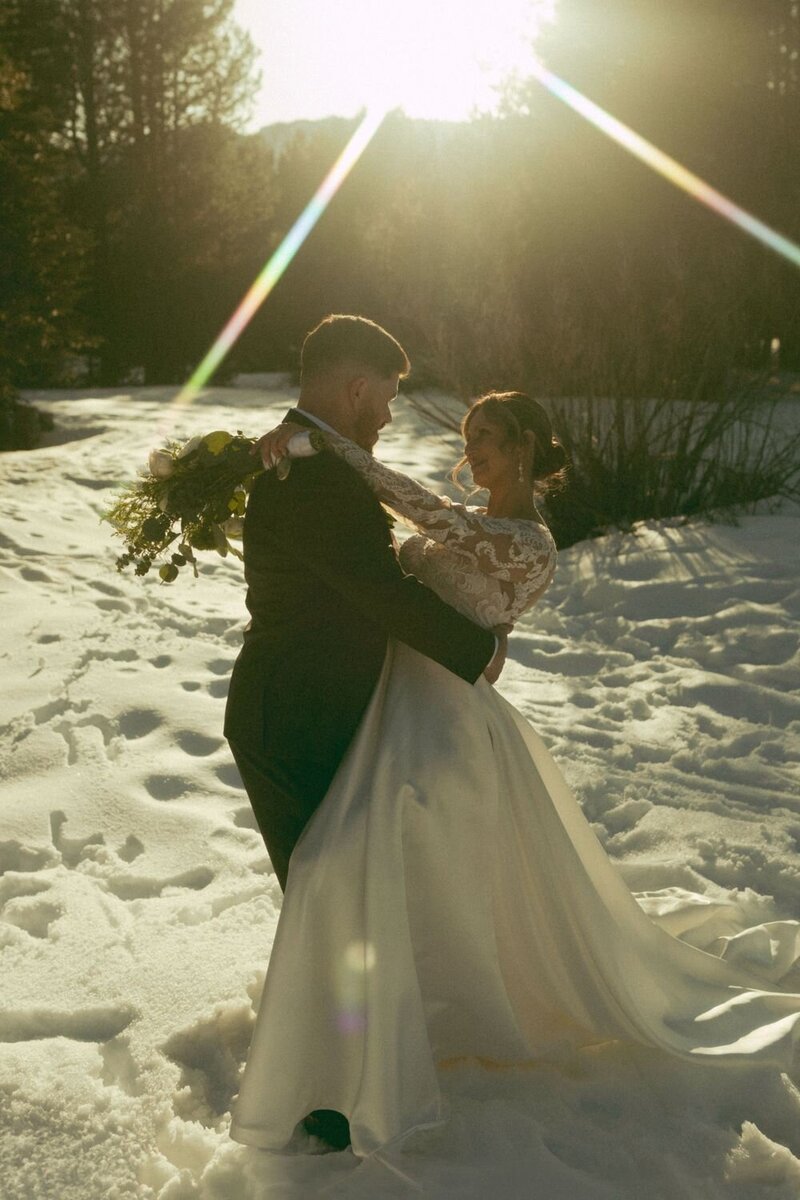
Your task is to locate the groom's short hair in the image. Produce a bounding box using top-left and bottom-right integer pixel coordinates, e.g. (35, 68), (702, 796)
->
(301, 314), (410, 383)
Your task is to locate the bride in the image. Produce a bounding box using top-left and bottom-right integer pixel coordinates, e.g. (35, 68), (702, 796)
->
(228, 390), (800, 1159)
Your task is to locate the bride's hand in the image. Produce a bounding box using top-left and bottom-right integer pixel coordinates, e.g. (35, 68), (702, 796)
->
(251, 422), (307, 470)
(484, 625), (513, 684)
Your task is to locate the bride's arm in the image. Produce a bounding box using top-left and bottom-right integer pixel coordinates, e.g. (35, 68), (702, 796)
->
(311, 430), (556, 591)
(255, 421), (458, 526)
(258, 422), (456, 516)
(256, 423), (557, 589)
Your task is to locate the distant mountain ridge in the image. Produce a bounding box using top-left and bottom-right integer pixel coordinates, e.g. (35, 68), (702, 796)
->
(256, 115), (354, 159)
(256, 112), (462, 159)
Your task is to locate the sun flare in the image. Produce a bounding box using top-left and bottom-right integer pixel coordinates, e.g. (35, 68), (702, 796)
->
(235, 0), (556, 127)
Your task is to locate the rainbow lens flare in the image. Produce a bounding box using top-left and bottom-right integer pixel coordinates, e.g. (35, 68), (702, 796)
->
(336, 940), (375, 1036)
(170, 108), (386, 412)
(529, 60), (800, 270)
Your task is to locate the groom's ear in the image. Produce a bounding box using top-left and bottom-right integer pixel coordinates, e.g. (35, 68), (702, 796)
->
(347, 373), (370, 408)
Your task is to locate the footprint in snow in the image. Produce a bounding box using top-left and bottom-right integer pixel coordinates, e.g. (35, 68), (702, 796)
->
(0, 873), (61, 937)
(20, 566), (52, 583)
(118, 709), (160, 739)
(176, 731), (224, 757)
(94, 597), (133, 614)
(0, 839), (59, 874)
(118, 834), (144, 863)
(50, 810), (105, 867)
(144, 775), (190, 801)
(87, 579), (126, 598)
(232, 807), (259, 832)
(215, 763), (243, 789)
(1, 894), (63, 938)
(207, 658), (233, 676)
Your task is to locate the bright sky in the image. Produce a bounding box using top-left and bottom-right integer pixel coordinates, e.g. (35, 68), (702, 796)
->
(234, 0), (556, 130)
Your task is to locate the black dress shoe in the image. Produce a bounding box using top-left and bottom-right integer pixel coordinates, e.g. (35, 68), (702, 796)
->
(302, 1108), (351, 1150)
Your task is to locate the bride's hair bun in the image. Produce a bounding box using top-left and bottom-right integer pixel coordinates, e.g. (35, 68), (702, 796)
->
(452, 391), (569, 495)
(535, 437), (568, 481)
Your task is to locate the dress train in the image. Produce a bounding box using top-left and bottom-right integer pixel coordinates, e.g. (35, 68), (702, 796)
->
(229, 640), (800, 1158)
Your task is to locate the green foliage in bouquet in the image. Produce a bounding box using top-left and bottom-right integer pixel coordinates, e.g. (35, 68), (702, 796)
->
(104, 431), (263, 583)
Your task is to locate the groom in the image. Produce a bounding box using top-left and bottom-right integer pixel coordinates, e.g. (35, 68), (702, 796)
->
(223, 314), (505, 1144)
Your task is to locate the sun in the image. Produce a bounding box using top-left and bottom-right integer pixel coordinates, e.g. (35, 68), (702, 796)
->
(235, 0), (556, 128)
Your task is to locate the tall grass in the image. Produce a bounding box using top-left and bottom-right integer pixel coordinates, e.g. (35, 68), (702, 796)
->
(543, 374), (800, 547)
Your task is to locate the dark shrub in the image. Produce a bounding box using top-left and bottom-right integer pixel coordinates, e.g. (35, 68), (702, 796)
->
(0, 385), (54, 451)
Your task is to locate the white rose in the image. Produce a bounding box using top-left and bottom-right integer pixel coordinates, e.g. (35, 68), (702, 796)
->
(221, 516), (244, 538)
(148, 448), (175, 479)
(177, 434), (203, 458)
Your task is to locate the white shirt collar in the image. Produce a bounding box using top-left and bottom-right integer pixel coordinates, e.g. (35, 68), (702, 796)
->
(294, 407), (339, 436)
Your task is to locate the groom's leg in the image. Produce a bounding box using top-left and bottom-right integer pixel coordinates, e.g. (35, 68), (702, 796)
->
(224, 645), (379, 891)
(226, 739), (313, 891)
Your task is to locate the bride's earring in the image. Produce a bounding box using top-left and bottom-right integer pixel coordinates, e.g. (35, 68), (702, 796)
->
(518, 456), (526, 485)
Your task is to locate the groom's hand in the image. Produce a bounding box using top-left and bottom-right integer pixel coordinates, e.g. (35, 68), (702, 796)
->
(483, 627), (509, 684)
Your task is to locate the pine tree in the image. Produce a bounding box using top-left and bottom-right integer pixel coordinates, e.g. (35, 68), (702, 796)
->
(1, 0), (262, 383)
(0, 32), (87, 389)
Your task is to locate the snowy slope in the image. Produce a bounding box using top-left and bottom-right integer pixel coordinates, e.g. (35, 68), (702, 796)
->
(1, 383), (799, 1199)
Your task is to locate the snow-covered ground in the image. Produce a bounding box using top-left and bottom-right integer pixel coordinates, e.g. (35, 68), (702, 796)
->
(1, 382), (799, 1199)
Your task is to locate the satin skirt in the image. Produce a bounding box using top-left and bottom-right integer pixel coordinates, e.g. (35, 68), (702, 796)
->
(229, 641), (800, 1158)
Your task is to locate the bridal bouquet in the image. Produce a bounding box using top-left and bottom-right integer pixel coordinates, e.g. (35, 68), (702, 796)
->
(104, 430), (263, 582)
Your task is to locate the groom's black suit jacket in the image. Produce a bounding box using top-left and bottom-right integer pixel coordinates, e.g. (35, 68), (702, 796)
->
(223, 409), (495, 888)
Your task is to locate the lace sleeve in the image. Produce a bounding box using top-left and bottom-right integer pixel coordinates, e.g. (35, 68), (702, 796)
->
(315, 429), (557, 589)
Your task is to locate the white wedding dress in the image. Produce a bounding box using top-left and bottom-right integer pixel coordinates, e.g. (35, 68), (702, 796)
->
(229, 433), (800, 1159)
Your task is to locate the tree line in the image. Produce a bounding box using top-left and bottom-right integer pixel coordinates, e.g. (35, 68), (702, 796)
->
(1, 0), (798, 401)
